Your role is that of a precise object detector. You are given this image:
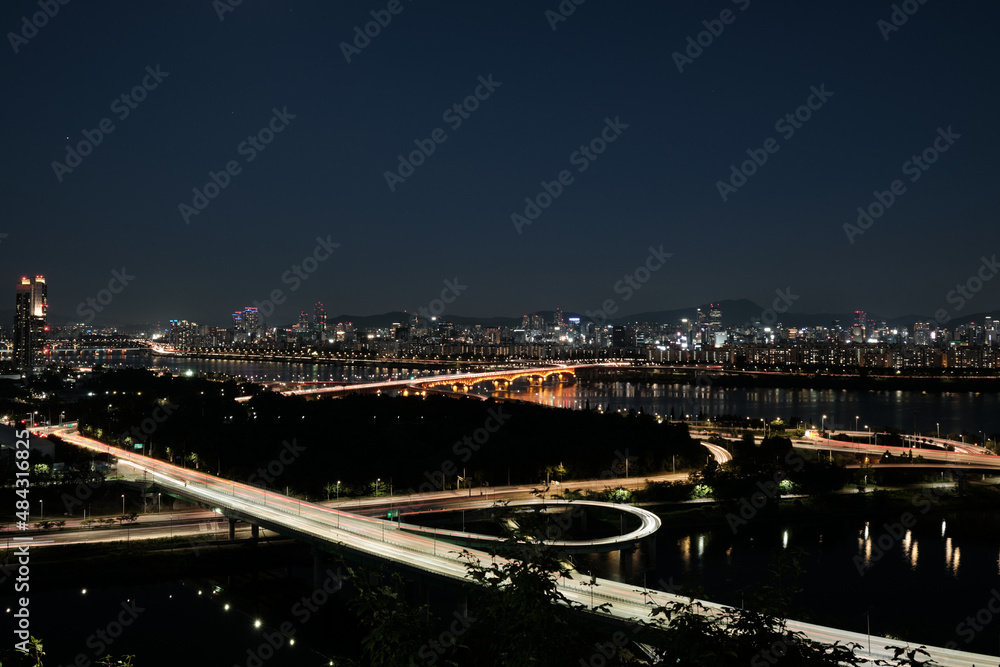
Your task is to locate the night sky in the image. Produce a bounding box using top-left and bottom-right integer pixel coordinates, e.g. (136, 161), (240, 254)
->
(4, 1), (999, 326)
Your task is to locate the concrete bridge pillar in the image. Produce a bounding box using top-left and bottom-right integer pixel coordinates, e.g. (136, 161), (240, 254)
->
(228, 518), (236, 540)
(456, 593), (468, 620)
(621, 548), (634, 578)
(251, 523), (260, 540)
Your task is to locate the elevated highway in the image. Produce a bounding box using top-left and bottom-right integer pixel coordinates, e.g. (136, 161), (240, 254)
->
(47, 426), (997, 666)
(798, 430), (1000, 469)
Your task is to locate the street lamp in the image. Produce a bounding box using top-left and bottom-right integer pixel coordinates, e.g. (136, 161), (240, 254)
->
(38, 500), (43, 519)
(855, 415), (859, 432)
(865, 425), (871, 445)
(336, 481), (340, 500)
(121, 494), (125, 515)
(822, 415), (827, 434)
(588, 570), (596, 609)
(376, 478), (380, 497)
(936, 422), (940, 439)
(157, 493), (161, 513)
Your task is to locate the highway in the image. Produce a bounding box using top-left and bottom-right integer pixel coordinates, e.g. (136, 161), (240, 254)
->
(2, 515), (260, 548)
(798, 430), (1000, 469)
(396, 499), (661, 553)
(48, 426), (996, 666)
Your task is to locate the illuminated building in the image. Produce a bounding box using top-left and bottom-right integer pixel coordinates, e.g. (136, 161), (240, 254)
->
(14, 275), (47, 370)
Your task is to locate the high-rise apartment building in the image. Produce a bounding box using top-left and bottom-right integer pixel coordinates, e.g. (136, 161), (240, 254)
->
(314, 301), (327, 339)
(14, 275), (47, 370)
(232, 306), (261, 343)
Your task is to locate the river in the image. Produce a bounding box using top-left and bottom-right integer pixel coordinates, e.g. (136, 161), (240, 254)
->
(39, 350), (1000, 658)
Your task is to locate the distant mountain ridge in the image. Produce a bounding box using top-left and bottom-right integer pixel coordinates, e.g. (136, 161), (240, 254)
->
(7, 304), (1000, 331)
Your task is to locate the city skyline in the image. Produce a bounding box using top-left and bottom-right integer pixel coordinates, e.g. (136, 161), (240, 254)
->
(17, 291), (1000, 332)
(4, 3), (1000, 325)
(6, 4), (1000, 664)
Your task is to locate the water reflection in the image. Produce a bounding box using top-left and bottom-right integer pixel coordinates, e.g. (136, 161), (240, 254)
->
(481, 379), (1000, 434)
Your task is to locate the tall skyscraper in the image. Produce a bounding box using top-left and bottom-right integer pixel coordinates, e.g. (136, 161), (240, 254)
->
(853, 310), (867, 338)
(14, 276), (47, 370)
(314, 301), (327, 338)
(708, 304), (722, 328)
(232, 311), (244, 340)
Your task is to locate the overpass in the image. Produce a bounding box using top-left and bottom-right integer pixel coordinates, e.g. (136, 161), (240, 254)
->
(396, 499), (661, 554)
(797, 430), (1000, 469)
(48, 426), (996, 666)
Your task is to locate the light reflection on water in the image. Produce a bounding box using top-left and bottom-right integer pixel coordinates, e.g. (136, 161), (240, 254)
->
(51, 350), (1000, 434)
(480, 379), (1000, 434)
(41, 351), (1000, 654)
(630, 509), (1000, 655)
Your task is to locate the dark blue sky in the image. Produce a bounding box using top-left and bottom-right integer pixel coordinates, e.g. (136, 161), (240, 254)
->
(4, 1), (999, 326)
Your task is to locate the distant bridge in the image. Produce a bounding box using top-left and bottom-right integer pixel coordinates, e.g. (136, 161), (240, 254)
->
(237, 363), (609, 401)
